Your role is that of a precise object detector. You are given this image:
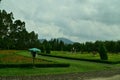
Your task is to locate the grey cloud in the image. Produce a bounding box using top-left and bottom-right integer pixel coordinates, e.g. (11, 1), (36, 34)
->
(1, 0), (120, 42)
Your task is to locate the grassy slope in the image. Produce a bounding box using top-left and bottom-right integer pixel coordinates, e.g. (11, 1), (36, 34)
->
(0, 51), (120, 76)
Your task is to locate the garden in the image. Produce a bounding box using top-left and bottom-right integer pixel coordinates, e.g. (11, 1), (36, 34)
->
(39, 51), (120, 64)
(0, 50), (120, 77)
(0, 50), (69, 68)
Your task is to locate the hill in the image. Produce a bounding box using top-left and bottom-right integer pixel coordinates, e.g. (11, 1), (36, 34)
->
(57, 38), (74, 44)
(39, 38), (74, 44)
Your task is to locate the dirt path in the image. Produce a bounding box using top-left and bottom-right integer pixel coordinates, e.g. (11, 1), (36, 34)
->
(88, 75), (120, 80)
(0, 69), (120, 80)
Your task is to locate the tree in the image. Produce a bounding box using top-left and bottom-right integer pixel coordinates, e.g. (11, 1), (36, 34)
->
(59, 40), (64, 51)
(94, 41), (102, 52)
(46, 42), (51, 54)
(85, 42), (95, 53)
(116, 40), (120, 53)
(0, 10), (14, 49)
(72, 42), (81, 52)
(98, 43), (108, 60)
(0, 9), (40, 50)
(28, 31), (39, 48)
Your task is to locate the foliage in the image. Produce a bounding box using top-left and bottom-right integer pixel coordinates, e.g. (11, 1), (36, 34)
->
(98, 43), (108, 60)
(0, 0), (120, 54)
(40, 39), (120, 54)
(42, 40), (51, 54)
(0, 50), (120, 76)
(0, 10), (39, 50)
(0, 63), (69, 68)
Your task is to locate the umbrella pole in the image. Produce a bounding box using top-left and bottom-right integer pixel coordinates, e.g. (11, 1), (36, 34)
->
(32, 57), (35, 67)
(31, 52), (36, 68)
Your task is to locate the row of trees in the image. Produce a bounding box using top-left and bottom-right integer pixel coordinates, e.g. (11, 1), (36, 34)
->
(79, 40), (120, 53)
(39, 39), (120, 54)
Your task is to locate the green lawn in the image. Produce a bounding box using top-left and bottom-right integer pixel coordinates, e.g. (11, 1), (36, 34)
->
(49, 51), (120, 62)
(0, 50), (120, 76)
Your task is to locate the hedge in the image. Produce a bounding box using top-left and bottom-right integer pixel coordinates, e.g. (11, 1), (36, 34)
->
(0, 63), (70, 68)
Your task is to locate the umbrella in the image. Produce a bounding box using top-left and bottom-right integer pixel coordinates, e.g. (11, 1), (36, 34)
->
(29, 48), (41, 52)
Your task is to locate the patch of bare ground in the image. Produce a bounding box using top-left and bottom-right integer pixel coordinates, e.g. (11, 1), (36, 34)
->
(88, 75), (120, 80)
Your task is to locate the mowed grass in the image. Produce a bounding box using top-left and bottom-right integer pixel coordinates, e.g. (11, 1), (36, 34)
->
(0, 50), (120, 76)
(50, 51), (120, 62)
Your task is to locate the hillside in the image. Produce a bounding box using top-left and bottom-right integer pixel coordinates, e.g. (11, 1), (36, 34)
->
(39, 38), (74, 44)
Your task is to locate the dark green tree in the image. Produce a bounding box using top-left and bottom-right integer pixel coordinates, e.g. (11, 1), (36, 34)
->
(42, 40), (51, 54)
(116, 40), (120, 53)
(46, 42), (51, 54)
(59, 40), (64, 51)
(10, 20), (26, 49)
(98, 43), (108, 60)
(28, 31), (39, 48)
(73, 42), (81, 52)
(0, 10), (14, 49)
(85, 42), (95, 53)
(0, 9), (40, 50)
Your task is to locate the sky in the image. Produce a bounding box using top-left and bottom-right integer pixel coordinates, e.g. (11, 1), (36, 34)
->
(1, 0), (120, 42)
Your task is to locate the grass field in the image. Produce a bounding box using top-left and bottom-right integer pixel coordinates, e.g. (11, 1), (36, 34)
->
(0, 50), (51, 64)
(0, 50), (120, 76)
(49, 51), (120, 62)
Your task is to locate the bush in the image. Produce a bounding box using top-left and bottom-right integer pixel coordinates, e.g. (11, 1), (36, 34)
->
(0, 63), (70, 68)
(46, 49), (51, 54)
(98, 44), (108, 60)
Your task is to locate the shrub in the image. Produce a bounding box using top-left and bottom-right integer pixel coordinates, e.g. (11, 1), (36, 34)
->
(98, 44), (108, 60)
(0, 63), (70, 68)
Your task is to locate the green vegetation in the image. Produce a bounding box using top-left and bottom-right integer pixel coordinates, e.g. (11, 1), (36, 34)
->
(0, 9), (39, 50)
(0, 50), (69, 68)
(0, 50), (120, 76)
(98, 44), (108, 60)
(0, 50), (48, 64)
(44, 51), (120, 62)
(0, 7), (120, 55)
(0, 1), (120, 77)
(47, 51), (100, 60)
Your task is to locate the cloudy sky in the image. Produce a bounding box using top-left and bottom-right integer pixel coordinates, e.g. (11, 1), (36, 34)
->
(1, 0), (120, 42)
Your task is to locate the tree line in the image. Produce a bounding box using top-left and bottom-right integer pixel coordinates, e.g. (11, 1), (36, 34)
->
(39, 39), (120, 54)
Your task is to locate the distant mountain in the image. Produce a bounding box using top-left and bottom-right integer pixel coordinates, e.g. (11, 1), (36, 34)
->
(57, 38), (74, 44)
(39, 38), (74, 44)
